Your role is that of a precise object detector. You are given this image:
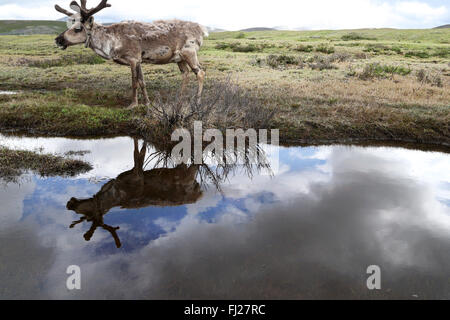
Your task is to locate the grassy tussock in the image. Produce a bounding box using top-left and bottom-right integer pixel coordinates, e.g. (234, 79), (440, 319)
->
(0, 146), (92, 182)
(136, 80), (276, 148)
(357, 63), (412, 80)
(416, 69), (443, 87)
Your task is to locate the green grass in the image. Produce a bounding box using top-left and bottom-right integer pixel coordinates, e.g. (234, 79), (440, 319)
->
(208, 28), (450, 44)
(0, 20), (66, 35)
(0, 91), (134, 136)
(0, 28), (449, 147)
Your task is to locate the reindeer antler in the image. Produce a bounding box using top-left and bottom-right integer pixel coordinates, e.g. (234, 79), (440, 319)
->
(55, 4), (74, 16)
(84, 0), (111, 18)
(56, 1), (111, 20)
(80, 0), (88, 10)
(70, 0), (111, 20)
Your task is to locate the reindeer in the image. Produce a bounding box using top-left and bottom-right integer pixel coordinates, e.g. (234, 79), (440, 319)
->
(66, 139), (202, 248)
(55, 0), (208, 108)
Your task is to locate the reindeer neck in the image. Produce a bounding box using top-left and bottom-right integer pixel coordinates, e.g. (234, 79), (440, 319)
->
(88, 23), (118, 60)
(92, 179), (122, 214)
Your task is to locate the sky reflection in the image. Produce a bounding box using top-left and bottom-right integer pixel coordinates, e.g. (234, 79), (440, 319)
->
(0, 135), (449, 299)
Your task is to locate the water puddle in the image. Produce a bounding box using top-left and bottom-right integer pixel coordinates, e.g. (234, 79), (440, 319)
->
(0, 134), (449, 299)
(0, 91), (18, 95)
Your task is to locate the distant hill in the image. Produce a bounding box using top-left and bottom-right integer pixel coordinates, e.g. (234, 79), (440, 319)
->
(434, 24), (450, 29)
(0, 20), (66, 35)
(207, 27), (227, 33)
(239, 27), (276, 32)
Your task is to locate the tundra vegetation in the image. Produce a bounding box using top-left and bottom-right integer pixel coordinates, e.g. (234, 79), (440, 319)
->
(0, 146), (92, 182)
(0, 28), (449, 148)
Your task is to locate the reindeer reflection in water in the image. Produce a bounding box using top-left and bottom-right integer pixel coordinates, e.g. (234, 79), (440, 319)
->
(66, 139), (202, 248)
(67, 137), (272, 248)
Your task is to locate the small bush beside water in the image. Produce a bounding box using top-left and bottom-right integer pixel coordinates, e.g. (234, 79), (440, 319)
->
(137, 80), (276, 149)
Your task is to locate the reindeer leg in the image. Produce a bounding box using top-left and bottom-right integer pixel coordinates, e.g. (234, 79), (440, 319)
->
(133, 138), (146, 172)
(101, 224), (122, 249)
(83, 222), (99, 242)
(128, 61), (139, 109)
(178, 61), (190, 96)
(140, 140), (147, 163)
(70, 216), (87, 228)
(196, 68), (206, 104)
(137, 63), (151, 106)
(182, 48), (206, 104)
(181, 48), (206, 104)
(133, 138), (140, 168)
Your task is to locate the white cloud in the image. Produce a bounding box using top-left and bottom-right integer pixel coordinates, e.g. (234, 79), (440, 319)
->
(0, 179), (36, 229)
(0, 0), (447, 29)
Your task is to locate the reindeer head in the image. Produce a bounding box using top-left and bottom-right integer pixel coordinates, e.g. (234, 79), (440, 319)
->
(67, 196), (103, 216)
(55, 0), (111, 50)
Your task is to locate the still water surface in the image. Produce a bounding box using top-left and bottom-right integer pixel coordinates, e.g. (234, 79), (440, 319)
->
(0, 135), (449, 299)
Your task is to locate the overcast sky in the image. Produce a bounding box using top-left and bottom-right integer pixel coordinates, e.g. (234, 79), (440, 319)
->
(0, 0), (448, 30)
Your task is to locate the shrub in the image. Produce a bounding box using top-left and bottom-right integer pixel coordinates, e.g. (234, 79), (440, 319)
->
(137, 79), (276, 147)
(250, 56), (264, 67)
(354, 52), (368, 59)
(416, 69), (443, 87)
(381, 65), (412, 76)
(303, 54), (337, 70)
(364, 44), (387, 54)
(432, 48), (449, 58)
(328, 52), (352, 63)
(215, 42), (231, 50)
(294, 44), (314, 52)
(390, 47), (403, 54)
(315, 44), (335, 54)
(266, 54), (301, 69)
(231, 43), (259, 53)
(405, 51), (430, 59)
(309, 61), (337, 71)
(363, 44), (402, 56)
(416, 69), (426, 82)
(358, 63), (412, 80)
(215, 42), (264, 53)
(341, 32), (376, 41)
